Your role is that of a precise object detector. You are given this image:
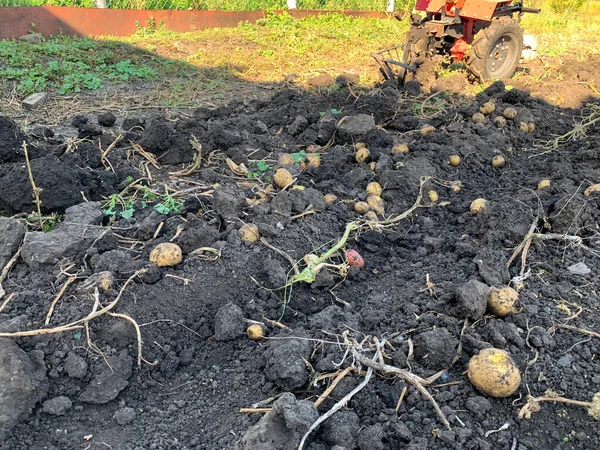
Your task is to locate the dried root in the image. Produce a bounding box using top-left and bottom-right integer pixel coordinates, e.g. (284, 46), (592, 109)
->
(519, 390), (600, 420)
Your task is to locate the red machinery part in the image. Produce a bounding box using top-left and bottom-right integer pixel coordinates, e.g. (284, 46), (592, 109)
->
(450, 38), (469, 60)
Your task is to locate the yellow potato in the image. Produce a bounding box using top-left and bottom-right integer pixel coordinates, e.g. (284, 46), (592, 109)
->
(354, 142), (367, 150)
(488, 286), (519, 317)
(149, 243), (182, 267)
(239, 223), (260, 244)
(528, 123), (536, 133)
(278, 154), (295, 166)
(355, 201), (370, 215)
(503, 107), (517, 119)
(246, 325), (264, 340)
(519, 121), (530, 132)
(420, 125), (436, 135)
(392, 143), (410, 155)
(366, 182), (383, 197)
(472, 113), (485, 124)
(538, 179), (551, 189)
(306, 154), (321, 168)
(324, 193), (337, 205)
(491, 155), (506, 168)
(355, 147), (370, 163)
(429, 190), (439, 202)
(369, 162), (377, 172)
(98, 271), (114, 291)
(468, 348), (521, 397)
(273, 168), (294, 188)
(448, 155), (461, 167)
(367, 195), (385, 215)
(494, 116), (507, 128)
(584, 183), (600, 196)
(363, 211), (379, 222)
(451, 184), (461, 193)
(480, 101), (496, 115)
(470, 198), (488, 215)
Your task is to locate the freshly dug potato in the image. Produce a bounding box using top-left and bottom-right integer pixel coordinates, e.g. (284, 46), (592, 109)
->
(363, 211), (379, 222)
(480, 101), (496, 115)
(369, 162), (377, 171)
(488, 286), (519, 317)
(355, 147), (370, 163)
(494, 116), (507, 128)
(472, 113), (485, 124)
(306, 154), (321, 168)
(392, 143), (410, 155)
(503, 107), (517, 119)
(491, 155), (506, 168)
(519, 121), (530, 132)
(239, 223), (260, 244)
(448, 155), (461, 167)
(355, 201), (370, 214)
(246, 325), (264, 340)
(354, 142), (367, 150)
(150, 243), (182, 267)
(528, 123), (536, 133)
(451, 184), (461, 193)
(584, 183), (600, 196)
(345, 249), (365, 268)
(420, 125), (436, 135)
(468, 348), (521, 397)
(278, 153), (295, 166)
(429, 190), (439, 202)
(366, 182), (383, 197)
(538, 179), (551, 189)
(273, 167), (294, 188)
(470, 198), (488, 215)
(97, 271), (114, 291)
(367, 195), (385, 215)
(324, 193), (337, 204)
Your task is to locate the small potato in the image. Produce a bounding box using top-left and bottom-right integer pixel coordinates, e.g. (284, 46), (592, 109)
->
(369, 162), (377, 171)
(367, 195), (385, 215)
(278, 153), (295, 166)
(363, 210), (379, 222)
(246, 325), (264, 340)
(355, 147), (370, 163)
(392, 143), (409, 155)
(273, 167), (294, 188)
(420, 125), (436, 135)
(468, 348), (521, 397)
(324, 193), (337, 204)
(472, 113), (485, 124)
(491, 155), (505, 168)
(239, 223), (260, 244)
(448, 155), (461, 167)
(354, 142), (367, 150)
(480, 101), (496, 115)
(306, 154), (321, 168)
(584, 183), (600, 196)
(519, 121), (530, 132)
(538, 179), (551, 189)
(470, 198), (488, 215)
(355, 201), (370, 214)
(488, 286), (519, 317)
(494, 116), (507, 128)
(428, 190), (439, 202)
(366, 182), (383, 197)
(345, 249), (364, 268)
(450, 184), (461, 193)
(503, 107), (517, 119)
(150, 243), (182, 267)
(528, 122), (536, 133)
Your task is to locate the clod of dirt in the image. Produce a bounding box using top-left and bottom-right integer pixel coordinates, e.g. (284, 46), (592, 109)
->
(78, 351), (133, 404)
(139, 117), (173, 154)
(358, 424), (385, 450)
(213, 186), (244, 219)
(239, 392), (318, 450)
(287, 115), (309, 136)
(316, 112), (338, 145)
(174, 222), (220, 254)
(113, 407), (136, 425)
(98, 112), (117, 127)
(264, 334), (312, 391)
(78, 123), (103, 139)
(337, 114), (376, 144)
(321, 410), (360, 448)
(213, 303), (245, 341)
(413, 328), (459, 370)
(474, 250), (510, 286)
(465, 395), (492, 416)
(71, 114), (89, 128)
(0, 116), (27, 163)
(307, 73), (335, 88)
(63, 352), (88, 379)
(0, 218), (26, 268)
(454, 280), (491, 319)
(41, 396), (72, 416)
(336, 72), (360, 87)
(0, 339), (48, 439)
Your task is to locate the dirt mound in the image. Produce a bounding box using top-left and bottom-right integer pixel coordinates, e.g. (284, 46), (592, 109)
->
(1, 85), (600, 450)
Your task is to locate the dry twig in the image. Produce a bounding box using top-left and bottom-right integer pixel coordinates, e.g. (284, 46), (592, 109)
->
(519, 391), (600, 420)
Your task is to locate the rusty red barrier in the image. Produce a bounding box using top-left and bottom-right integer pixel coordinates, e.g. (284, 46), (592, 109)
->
(0, 7), (390, 40)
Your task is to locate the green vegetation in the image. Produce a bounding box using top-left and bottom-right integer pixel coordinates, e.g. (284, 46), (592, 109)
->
(102, 187), (183, 219)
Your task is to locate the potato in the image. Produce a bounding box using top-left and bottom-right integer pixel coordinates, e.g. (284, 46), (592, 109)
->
(470, 198), (488, 215)
(367, 195), (385, 215)
(491, 155), (505, 168)
(366, 182), (383, 197)
(273, 167), (294, 188)
(420, 125), (436, 135)
(278, 153), (295, 166)
(488, 286), (519, 317)
(247, 325), (264, 340)
(150, 243), (182, 267)
(355, 201), (370, 214)
(584, 183), (600, 196)
(472, 113), (485, 124)
(451, 184), (461, 193)
(354, 142), (367, 150)
(494, 116), (507, 128)
(448, 155), (461, 167)
(392, 143), (410, 155)
(369, 162), (377, 171)
(503, 107), (517, 119)
(528, 122), (536, 133)
(480, 101), (496, 115)
(429, 190), (439, 202)
(538, 179), (551, 189)
(355, 147), (370, 163)
(324, 193), (337, 204)
(98, 271), (114, 291)
(306, 154), (321, 168)
(468, 348), (521, 397)
(519, 121), (530, 132)
(239, 223), (260, 244)
(363, 211), (379, 222)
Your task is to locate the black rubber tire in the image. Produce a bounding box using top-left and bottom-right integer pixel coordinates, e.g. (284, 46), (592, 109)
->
(466, 18), (523, 81)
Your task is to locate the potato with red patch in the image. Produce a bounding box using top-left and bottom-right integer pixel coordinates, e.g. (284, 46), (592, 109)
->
(345, 249), (364, 269)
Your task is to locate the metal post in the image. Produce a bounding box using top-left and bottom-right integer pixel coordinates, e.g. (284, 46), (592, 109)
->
(387, 0), (395, 12)
(287, 0), (297, 9)
(96, 0), (107, 8)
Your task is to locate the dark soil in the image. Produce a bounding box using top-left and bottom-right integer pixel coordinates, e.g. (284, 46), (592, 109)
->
(1, 81), (600, 450)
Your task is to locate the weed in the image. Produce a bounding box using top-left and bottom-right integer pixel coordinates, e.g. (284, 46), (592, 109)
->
(247, 160), (272, 179)
(154, 194), (184, 215)
(103, 194), (136, 219)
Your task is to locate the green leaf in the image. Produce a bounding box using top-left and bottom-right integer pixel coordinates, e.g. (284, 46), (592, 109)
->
(120, 208), (135, 219)
(73, 331), (82, 340)
(256, 160), (270, 172)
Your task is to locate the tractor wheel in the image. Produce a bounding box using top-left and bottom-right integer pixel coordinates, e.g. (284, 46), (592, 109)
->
(466, 18), (523, 81)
